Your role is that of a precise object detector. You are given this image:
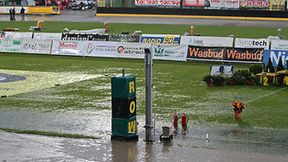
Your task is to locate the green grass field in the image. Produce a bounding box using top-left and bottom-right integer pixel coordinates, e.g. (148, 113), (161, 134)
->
(0, 53), (287, 129)
(0, 22), (287, 130)
(0, 21), (287, 38)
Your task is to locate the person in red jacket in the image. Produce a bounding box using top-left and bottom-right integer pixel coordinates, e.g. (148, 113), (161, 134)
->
(181, 113), (187, 131)
(172, 112), (179, 131)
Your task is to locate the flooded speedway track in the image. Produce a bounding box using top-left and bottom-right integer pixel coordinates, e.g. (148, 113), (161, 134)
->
(0, 109), (287, 161)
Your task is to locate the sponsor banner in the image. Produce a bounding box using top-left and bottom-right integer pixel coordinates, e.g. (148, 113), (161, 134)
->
(61, 33), (109, 41)
(270, 39), (288, 50)
(181, 36), (233, 47)
(51, 40), (87, 56)
(4, 32), (33, 39)
(187, 46), (263, 63)
(223, 0), (240, 8)
(235, 38), (268, 49)
(84, 41), (117, 58)
(152, 44), (188, 61)
(0, 39), (22, 53)
(141, 34), (180, 44)
(21, 39), (52, 54)
(263, 50), (288, 67)
(240, 0), (269, 8)
(183, 0), (206, 6)
(33, 33), (62, 40)
(209, 0), (223, 8)
(0, 7), (28, 14)
(116, 43), (150, 59)
(135, 0), (181, 6)
(109, 34), (141, 43)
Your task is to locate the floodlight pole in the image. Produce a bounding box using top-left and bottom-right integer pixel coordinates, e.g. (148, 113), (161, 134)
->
(144, 48), (154, 142)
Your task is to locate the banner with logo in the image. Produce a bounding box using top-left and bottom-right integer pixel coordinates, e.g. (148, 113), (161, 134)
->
(181, 36), (233, 47)
(263, 50), (288, 67)
(223, 0), (240, 8)
(116, 43), (150, 59)
(4, 32), (33, 39)
(51, 40), (87, 56)
(22, 39), (52, 54)
(84, 41), (117, 58)
(135, 0), (181, 6)
(33, 33), (62, 40)
(183, 0), (206, 6)
(152, 44), (188, 61)
(141, 34), (180, 44)
(0, 39), (22, 53)
(235, 38), (269, 49)
(240, 0), (269, 8)
(270, 40), (288, 50)
(208, 0), (223, 8)
(187, 46), (263, 63)
(109, 34), (141, 43)
(61, 33), (109, 41)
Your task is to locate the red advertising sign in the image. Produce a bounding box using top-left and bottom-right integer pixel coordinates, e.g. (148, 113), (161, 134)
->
(183, 0), (205, 7)
(240, 0), (269, 8)
(135, 0), (181, 6)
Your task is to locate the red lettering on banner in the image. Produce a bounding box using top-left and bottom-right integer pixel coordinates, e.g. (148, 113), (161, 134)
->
(59, 42), (77, 48)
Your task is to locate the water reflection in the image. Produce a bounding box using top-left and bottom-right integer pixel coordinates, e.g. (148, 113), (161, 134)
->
(111, 140), (137, 162)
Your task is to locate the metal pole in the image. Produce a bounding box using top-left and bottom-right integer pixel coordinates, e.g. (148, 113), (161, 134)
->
(144, 48), (154, 142)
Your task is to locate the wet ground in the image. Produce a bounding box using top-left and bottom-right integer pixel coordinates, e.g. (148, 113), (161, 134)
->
(0, 108), (287, 161)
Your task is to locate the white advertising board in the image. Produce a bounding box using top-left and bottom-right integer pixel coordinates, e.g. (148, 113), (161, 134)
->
(235, 38), (269, 49)
(0, 39), (22, 53)
(22, 39), (52, 54)
(270, 40), (288, 50)
(83, 41), (117, 58)
(4, 32), (33, 39)
(33, 33), (62, 40)
(223, 0), (239, 8)
(51, 40), (87, 56)
(0, 7), (28, 14)
(152, 44), (188, 61)
(116, 43), (150, 59)
(180, 36), (234, 47)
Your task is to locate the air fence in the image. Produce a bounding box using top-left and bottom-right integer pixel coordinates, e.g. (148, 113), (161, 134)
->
(0, 31), (288, 65)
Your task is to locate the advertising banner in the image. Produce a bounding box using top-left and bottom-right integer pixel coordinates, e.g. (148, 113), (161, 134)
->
(109, 34), (141, 43)
(83, 41), (117, 58)
(0, 39), (22, 53)
(240, 0), (269, 8)
(263, 50), (288, 67)
(116, 43), (150, 59)
(187, 46), (263, 63)
(33, 33), (62, 40)
(183, 0), (206, 6)
(135, 0), (181, 6)
(22, 39), (52, 54)
(270, 39), (288, 50)
(61, 33), (109, 41)
(0, 7), (28, 14)
(209, 0), (223, 8)
(4, 32), (33, 39)
(152, 44), (188, 61)
(235, 38), (269, 49)
(223, 0), (240, 8)
(181, 36), (233, 47)
(51, 40), (87, 56)
(141, 34), (180, 44)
